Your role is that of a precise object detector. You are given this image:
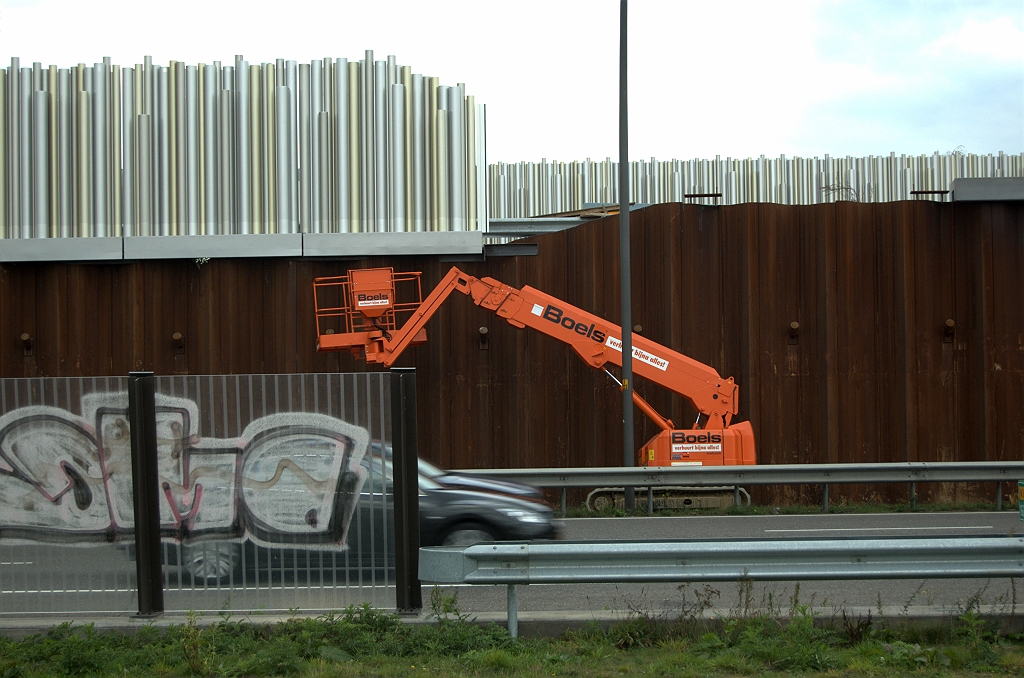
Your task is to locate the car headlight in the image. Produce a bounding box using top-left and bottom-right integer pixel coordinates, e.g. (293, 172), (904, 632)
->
(497, 508), (548, 523)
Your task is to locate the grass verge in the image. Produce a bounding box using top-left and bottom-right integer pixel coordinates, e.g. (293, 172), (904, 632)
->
(2, 590), (1023, 677)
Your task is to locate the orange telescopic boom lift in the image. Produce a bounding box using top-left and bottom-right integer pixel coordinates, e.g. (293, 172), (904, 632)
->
(313, 266), (755, 468)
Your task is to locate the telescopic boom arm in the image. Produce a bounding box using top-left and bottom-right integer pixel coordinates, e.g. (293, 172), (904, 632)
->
(315, 266), (739, 429)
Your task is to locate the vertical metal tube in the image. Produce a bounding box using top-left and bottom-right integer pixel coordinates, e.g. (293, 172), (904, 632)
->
(275, 86), (292, 233)
(202, 64), (217, 233)
(143, 55), (153, 114)
(401, 66), (412, 227)
(0, 69), (6, 238)
(434, 109), (447, 230)
(235, 58), (250, 234)
(92, 62), (107, 237)
(156, 67), (169, 236)
(110, 65), (121, 236)
(248, 64), (262, 233)
(362, 51), (374, 230)
(465, 94), (476, 230)
(334, 58), (349, 233)
(48, 66), (58, 237)
(121, 66), (135, 236)
(136, 113), (153, 236)
(348, 61), (360, 232)
(218, 91), (234, 231)
(318, 111), (331, 233)
(31, 91), (49, 238)
(373, 60), (387, 232)
(263, 64), (276, 234)
(298, 64), (310, 233)
(618, 0), (635, 508)
(476, 102), (487, 229)
(58, 69), (73, 236)
(76, 91), (91, 236)
(411, 74), (424, 232)
(390, 84), (406, 232)
(310, 59), (322, 232)
(7, 58), (20, 235)
(173, 62), (185, 235)
(447, 86), (465, 231)
(19, 68), (32, 238)
(186, 65), (199, 235)
(197, 64), (204, 233)
(285, 60), (297, 232)
(426, 77), (438, 230)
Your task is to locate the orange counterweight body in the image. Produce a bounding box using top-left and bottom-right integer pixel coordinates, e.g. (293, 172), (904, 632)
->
(313, 266), (756, 467)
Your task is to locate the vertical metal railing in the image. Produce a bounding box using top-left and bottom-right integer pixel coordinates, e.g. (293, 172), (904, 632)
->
(488, 152), (1024, 218)
(2, 54), (487, 238)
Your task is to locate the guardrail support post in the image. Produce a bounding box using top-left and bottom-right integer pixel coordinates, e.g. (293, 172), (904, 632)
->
(560, 488), (566, 518)
(128, 371), (164, 618)
(821, 484), (829, 513)
(734, 486), (740, 507)
(647, 487), (654, 516)
(997, 482), (1002, 511)
(391, 368), (422, 613)
(910, 482), (916, 510)
(507, 584), (518, 638)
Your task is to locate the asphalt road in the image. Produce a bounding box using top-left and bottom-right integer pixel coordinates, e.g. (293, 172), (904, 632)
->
(434, 511), (1024, 619)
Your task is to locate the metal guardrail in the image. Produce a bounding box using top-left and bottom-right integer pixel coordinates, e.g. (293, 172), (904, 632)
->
(453, 462), (1024, 515)
(420, 536), (1024, 637)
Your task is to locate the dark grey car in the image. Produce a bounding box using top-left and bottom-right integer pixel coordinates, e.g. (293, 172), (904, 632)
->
(167, 454), (560, 584)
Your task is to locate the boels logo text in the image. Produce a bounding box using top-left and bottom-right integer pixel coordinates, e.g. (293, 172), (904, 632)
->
(541, 305), (607, 343)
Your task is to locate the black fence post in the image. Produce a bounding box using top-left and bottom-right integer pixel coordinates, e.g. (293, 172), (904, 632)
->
(390, 368), (422, 612)
(128, 372), (165, 617)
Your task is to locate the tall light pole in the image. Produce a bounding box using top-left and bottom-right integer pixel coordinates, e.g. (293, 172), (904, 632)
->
(618, 0), (635, 509)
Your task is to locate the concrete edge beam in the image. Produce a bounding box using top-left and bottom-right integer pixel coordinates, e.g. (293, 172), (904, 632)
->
(0, 237), (124, 263)
(124, 233), (304, 260)
(1, 232), (487, 263)
(302, 231), (483, 257)
(952, 177), (1024, 201)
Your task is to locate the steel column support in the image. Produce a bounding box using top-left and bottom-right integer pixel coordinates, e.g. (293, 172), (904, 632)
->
(390, 368), (422, 612)
(127, 371), (164, 618)
(618, 0), (635, 509)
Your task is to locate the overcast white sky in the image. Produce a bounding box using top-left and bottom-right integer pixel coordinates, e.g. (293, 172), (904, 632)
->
(1, 0), (1021, 162)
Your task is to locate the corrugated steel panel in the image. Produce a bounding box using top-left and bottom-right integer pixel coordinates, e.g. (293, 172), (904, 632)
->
(2, 201), (1021, 505)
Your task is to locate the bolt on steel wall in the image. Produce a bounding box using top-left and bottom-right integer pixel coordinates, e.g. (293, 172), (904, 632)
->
(0, 53), (487, 239)
(489, 152), (1024, 217)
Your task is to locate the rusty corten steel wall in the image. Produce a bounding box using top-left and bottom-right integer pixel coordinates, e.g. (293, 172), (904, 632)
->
(2, 201), (1021, 504)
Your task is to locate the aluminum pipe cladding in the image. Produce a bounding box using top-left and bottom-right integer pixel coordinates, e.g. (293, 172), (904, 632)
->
(31, 91), (49, 238)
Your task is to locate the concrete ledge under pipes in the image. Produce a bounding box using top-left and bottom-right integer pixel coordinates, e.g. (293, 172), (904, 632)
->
(303, 231), (483, 257)
(0, 236), (124, 263)
(0, 231), (485, 263)
(952, 177), (1024, 201)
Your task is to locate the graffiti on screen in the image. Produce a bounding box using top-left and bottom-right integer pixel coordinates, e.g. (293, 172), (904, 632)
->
(0, 392), (368, 548)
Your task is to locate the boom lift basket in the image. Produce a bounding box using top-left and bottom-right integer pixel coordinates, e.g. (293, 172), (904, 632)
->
(313, 268), (426, 354)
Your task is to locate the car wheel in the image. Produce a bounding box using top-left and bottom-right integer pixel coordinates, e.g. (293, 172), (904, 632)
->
(180, 542), (241, 585)
(440, 524), (499, 546)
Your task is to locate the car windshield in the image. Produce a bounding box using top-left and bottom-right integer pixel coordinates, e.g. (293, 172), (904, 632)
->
(363, 454), (442, 491)
(417, 458), (446, 478)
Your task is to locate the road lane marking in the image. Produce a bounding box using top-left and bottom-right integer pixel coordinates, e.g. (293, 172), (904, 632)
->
(765, 526), (992, 533)
(0, 561), (34, 565)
